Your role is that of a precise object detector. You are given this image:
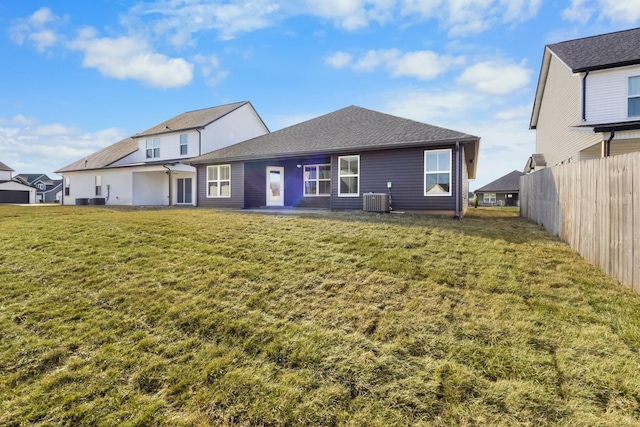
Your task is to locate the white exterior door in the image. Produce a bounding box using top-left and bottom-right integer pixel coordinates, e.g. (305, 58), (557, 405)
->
(266, 166), (284, 207)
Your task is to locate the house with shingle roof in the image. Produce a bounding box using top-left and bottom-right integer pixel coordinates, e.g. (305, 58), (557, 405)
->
(474, 170), (524, 207)
(0, 162), (36, 204)
(188, 106), (480, 217)
(55, 101), (268, 206)
(526, 27), (640, 172)
(14, 174), (63, 203)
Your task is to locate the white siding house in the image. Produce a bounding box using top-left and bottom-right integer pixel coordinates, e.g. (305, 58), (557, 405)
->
(527, 28), (640, 172)
(56, 102), (269, 206)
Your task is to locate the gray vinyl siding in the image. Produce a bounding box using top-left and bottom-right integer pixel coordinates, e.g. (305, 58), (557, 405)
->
(244, 157), (332, 209)
(331, 145), (458, 211)
(196, 162), (244, 208)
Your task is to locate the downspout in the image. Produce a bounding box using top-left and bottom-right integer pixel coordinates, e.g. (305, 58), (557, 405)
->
(454, 142), (461, 220)
(605, 130), (615, 157)
(163, 164), (173, 206)
(196, 128), (202, 155)
(582, 71), (589, 122)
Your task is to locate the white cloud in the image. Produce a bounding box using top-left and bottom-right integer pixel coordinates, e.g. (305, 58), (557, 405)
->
(385, 89), (491, 122)
(494, 105), (532, 120)
(401, 0), (542, 36)
(330, 48), (464, 79)
(132, 0), (282, 43)
(9, 7), (65, 52)
(458, 60), (532, 95)
(562, 0), (640, 23)
(390, 50), (465, 79)
(193, 54), (229, 87)
(325, 51), (354, 68)
(68, 27), (194, 88)
(597, 0), (640, 22)
(0, 119), (126, 176)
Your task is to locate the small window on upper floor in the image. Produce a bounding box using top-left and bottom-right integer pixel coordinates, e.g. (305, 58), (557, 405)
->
(146, 138), (160, 158)
(629, 76), (640, 117)
(180, 134), (188, 155)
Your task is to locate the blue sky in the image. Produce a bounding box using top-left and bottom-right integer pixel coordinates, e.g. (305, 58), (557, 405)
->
(1, 0), (639, 190)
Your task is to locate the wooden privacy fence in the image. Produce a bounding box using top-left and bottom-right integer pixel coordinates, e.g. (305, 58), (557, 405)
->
(520, 152), (640, 292)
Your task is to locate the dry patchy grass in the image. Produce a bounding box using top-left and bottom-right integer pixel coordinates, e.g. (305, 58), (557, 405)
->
(1, 206), (640, 426)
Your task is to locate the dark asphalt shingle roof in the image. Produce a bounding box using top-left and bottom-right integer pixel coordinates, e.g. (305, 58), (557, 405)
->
(56, 102), (252, 173)
(0, 161), (14, 172)
(189, 105), (478, 164)
(548, 27), (640, 72)
(14, 174), (46, 184)
(475, 170), (524, 193)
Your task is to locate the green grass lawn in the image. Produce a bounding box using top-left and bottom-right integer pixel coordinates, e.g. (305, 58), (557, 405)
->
(2, 206), (640, 426)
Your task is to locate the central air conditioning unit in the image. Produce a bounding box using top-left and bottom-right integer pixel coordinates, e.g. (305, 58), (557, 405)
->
(363, 193), (389, 212)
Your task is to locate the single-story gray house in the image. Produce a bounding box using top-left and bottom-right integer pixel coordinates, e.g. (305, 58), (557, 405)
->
(474, 170), (524, 206)
(188, 106), (480, 217)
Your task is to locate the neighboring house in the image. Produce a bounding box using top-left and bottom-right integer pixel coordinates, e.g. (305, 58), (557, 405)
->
(55, 101), (269, 206)
(14, 174), (63, 203)
(527, 27), (640, 172)
(474, 170), (524, 207)
(0, 162), (36, 204)
(188, 106), (480, 217)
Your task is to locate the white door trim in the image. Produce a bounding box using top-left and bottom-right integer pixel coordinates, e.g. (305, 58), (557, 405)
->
(266, 166), (284, 207)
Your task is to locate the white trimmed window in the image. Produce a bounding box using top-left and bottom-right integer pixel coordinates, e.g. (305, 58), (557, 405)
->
(64, 177), (70, 196)
(424, 149), (452, 196)
(483, 193), (496, 204)
(207, 165), (231, 198)
(180, 134), (188, 155)
(146, 138), (160, 158)
(338, 155), (359, 197)
(304, 164), (331, 196)
(95, 176), (102, 196)
(629, 76), (640, 117)
(37, 183), (44, 190)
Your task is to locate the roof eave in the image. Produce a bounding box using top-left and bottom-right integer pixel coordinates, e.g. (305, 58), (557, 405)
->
(573, 59), (640, 74)
(188, 136), (480, 166)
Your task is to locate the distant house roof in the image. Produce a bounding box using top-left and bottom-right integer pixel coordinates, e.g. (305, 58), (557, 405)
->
(475, 170), (525, 193)
(189, 105), (480, 178)
(56, 101), (256, 173)
(134, 101), (255, 138)
(0, 161), (14, 172)
(548, 27), (640, 73)
(14, 174), (47, 185)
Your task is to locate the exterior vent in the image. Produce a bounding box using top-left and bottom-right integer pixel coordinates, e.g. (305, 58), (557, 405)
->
(363, 193), (389, 212)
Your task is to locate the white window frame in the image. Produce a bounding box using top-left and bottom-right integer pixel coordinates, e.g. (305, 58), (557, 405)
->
(206, 165), (231, 198)
(424, 149), (452, 197)
(146, 138), (160, 159)
(37, 183), (44, 190)
(483, 193), (496, 205)
(64, 177), (70, 196)
(629, 76), (640, 118)
(95, 175), (102, 197)
(303, 164), (331, 197)
(180, 134), (188, 155)
(338, 155), (360, 197)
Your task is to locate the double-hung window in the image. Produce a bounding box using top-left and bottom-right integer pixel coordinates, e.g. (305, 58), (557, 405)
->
(207, 165), (231, 198)
(146, 138), (160, 158)
(64, 177), (70, 196)
(180, 134), (188, 155)
(304, 164), (331, 196)
(483, 193), (496, 205)
(629, 76), (640, 117)
(338, 155), (359, 197)
(95, 176), (102, 196)
(424, 149), (451, 196)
